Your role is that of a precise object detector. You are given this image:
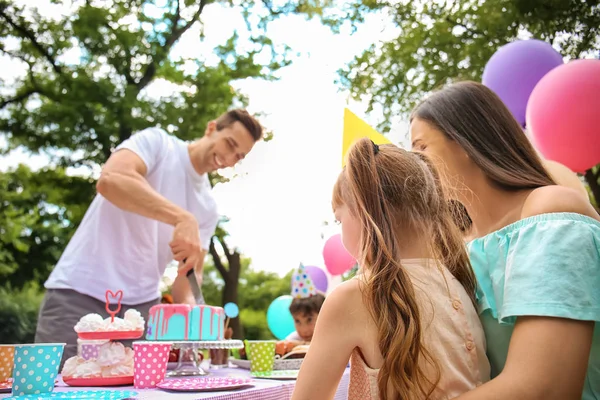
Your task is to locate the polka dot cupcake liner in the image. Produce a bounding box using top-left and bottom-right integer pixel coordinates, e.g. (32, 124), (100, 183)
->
(132, 342), (172, 389)
(77, 340), (108, 361)
(12, 343), (65, 396)
(245, 340), (276, 373)
(80, 344), (101, 360)
(0, 345), (15, 382)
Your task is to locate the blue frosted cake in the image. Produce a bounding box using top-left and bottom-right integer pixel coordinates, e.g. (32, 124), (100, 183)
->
(146, 304), (225, 341)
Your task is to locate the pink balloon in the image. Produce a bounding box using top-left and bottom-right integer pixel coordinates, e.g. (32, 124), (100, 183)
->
(526, 59), (600, 172)
(322, 234), (356, 276)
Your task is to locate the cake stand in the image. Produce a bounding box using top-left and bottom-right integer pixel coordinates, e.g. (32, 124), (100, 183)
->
(66, 290), (142, 387)
(165, 340), (244, 377)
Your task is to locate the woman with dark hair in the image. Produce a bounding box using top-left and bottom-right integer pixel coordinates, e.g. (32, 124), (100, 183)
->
(410, 81), (600, 400)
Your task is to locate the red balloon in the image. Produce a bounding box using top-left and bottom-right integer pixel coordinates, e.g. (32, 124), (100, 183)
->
(322, 234), (356, 276)
(526, 59), (600, 172)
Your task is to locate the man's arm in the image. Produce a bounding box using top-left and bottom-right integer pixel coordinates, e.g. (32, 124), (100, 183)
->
(96, 148), (202, 273)
(96, 149), (192, 226)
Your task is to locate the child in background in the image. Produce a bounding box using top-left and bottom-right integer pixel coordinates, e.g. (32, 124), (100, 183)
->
(292, 138), (490, 400)
(276, 264), (326, 356)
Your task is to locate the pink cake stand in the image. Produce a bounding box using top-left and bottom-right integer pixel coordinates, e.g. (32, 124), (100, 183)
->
(165, 340), (244, 377)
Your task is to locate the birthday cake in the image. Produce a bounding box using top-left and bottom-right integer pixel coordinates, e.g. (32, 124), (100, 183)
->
(146, 304), (225, 341)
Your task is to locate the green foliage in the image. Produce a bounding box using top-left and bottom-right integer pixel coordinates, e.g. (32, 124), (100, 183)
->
(0, 166), (95, 288)
(584, 166), (600, 210)
(335, 0), (600, 132)
(341, 264), (358, 281)
(198, 258), (292, 339)
(239, 308), (275, 340)
(238, 268), (293, 312)
(0, 283), (45, 344)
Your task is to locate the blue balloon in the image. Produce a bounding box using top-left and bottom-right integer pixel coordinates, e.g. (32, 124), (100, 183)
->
(266, 295), (295, 340)
(224, 302), (239, 318)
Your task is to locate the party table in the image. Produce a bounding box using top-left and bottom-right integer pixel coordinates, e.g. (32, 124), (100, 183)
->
(1, 364), (350, 400)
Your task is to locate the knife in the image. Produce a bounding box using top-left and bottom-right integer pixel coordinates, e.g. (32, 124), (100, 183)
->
(184, 259), (205, 305)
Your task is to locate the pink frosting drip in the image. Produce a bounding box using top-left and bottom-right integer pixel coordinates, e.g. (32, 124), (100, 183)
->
(151, 305), (225, 340)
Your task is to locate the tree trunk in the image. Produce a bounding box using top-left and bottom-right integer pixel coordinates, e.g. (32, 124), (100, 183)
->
(584, 169), (600, 209)
(222, 251), (243, 339)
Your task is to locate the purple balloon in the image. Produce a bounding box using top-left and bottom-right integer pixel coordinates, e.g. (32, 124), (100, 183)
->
(482, 39), (563, 127)
(293, 265), (328, 293)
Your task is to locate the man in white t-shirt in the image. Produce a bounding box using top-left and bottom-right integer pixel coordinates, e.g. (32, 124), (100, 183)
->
(35, 109), (263, 364)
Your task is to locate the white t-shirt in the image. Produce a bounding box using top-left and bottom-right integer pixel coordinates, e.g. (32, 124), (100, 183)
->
(285, 331), (302, 341)
(45, 128), (219, 305)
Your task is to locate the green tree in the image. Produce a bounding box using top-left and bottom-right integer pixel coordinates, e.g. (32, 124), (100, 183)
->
(207, 229), (293, 339)
(0, 166), (95, 288)
(0, 283), (45, 343)
(197, 252), (292, 340)
(335, 0), (600, 203)
(0, 0), (331, 286)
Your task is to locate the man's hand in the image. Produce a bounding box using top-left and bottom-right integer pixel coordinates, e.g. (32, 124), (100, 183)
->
(169, 214), (202, 275)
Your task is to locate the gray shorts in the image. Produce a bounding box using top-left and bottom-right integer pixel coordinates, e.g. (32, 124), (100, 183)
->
(35, 289), (159, 369)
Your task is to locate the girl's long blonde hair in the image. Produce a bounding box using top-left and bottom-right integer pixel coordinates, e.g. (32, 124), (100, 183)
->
(333, 138), (476, 399)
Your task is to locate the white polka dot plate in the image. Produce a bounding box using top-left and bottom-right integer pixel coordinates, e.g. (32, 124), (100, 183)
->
(157, 377), (253, 392)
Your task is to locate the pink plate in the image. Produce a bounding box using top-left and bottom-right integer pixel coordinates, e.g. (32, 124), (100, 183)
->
(63, 376), (134, 387)
(77, 330), (144, 340)
(157, 377), (253, 392)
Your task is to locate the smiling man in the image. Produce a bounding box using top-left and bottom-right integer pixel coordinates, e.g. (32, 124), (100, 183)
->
(36, 109), (262, 364)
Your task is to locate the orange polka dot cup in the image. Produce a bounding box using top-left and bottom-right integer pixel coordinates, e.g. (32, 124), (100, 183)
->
(0, 345), (15, 383)
(133, 341), (172, 389)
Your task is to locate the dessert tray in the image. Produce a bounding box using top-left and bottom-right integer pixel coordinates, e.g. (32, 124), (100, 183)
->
(62, 376), (134, 387)
(76, 290), (144, 342)
(65, 290), (141, 387)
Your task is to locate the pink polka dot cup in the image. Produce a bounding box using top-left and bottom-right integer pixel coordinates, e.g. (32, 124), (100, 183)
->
(133, 341), (172, 389)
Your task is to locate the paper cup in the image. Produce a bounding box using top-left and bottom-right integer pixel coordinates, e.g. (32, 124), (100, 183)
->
(245, 340), (276, 373)
(133, 342), (171, 389)
(12, 343), (65, 396)
(0, 345), (15, 382)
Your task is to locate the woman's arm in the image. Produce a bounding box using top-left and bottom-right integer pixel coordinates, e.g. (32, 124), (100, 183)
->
(455, 316), (593, 400)
(292, 282), (360, 400)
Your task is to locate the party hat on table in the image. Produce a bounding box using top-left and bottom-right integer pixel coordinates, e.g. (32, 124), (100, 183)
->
(291, 264), (318, 299)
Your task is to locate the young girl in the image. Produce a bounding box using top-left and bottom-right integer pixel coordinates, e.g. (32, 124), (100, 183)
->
(292, 138), (490, 400)
(410, 81), (600, 399)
